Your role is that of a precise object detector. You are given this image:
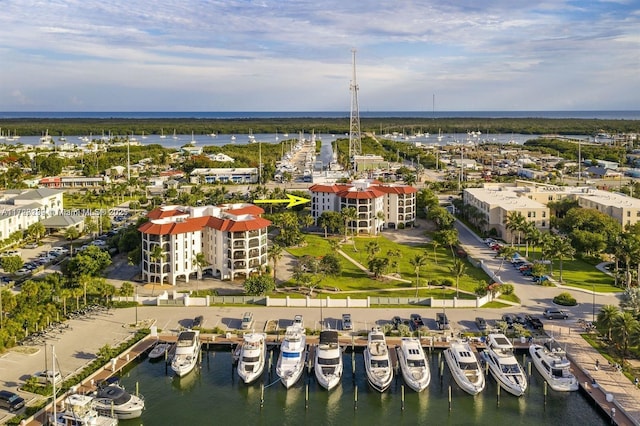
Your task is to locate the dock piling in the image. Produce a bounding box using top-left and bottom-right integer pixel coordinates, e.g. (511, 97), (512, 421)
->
(497, 383), (501, 407)
(354, 385), (358, 410)
(448, 385), (452, 411)
(260, 383), (265, 409)
(305, 383), (309, 410)
(401, 385), (405, 411)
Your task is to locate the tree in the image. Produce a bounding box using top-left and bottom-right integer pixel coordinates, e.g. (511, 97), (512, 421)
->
(506, 211), (527, 246)
(620, 287), (640, 315)
(1, 255), (23, 274)
(149, 244), (166, 283)
(64, 245), (112, 281)
(386, 249), (402, 274)
(318, 211), (344, 237)
(26, 222), (46, 244)
(449, 259), (466, 298)
(193, 252), (209, 280)
(267, 244), (283, 282)
(38, 154), (64, 176)
(64, 227), (80, 255)
(119, 282), (135, 297)
(434, 229), (459, 258)
(365, 240), (380, 261)
(409, 254), (428, 297)
(597, 305), (620, 341)
(341, 207), (357, 242)
(368, 257), (389, 278)
(84, 216), (98, 237)
(318, 254), (342, 277)
(611, 311), (640, 365)
(244, 274), (275, 295)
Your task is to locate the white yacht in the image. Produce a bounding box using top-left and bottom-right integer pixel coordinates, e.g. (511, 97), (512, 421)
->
(50, 394), (117, 426)
(171, 330), (200, 377)
(237, 333), (267, 384)
(363, 327), (393, 392)
(396, 337), (430, 392)
(315, 330), (343, 390)
(276, 326), (307, 388)
(482, 333), (528, 396)
(92, 382), (145, 419)
(443, 340), (485, 395)
(529, 339), (579, 391)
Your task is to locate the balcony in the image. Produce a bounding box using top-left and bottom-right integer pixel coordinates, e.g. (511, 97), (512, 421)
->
(232, 251), (246, 259)
(248, 230), (261, 238)
(248, 238), (260, 248)
(233, 260), (247, 269)
(358, 206), (369, 213)
(248, 249), (260, 258)
(232, 241), (245, 249)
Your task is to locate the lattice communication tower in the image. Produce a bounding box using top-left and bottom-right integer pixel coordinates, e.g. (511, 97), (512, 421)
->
(349, 49), (362, 167)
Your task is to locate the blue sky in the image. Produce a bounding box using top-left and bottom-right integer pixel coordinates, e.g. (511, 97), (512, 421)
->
(0, 0), (638, 111)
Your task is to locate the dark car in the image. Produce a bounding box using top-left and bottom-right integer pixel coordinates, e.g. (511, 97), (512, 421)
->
(525, 315), (544, 330)
(543, 308), (568, 320)
(475, 317), (487, 331)
(410, 314), (424, 330)
(501, 313), (516, 326)
(0, 390), (25, 412)
(392, 316), (403, 330)
(436, 313), (450, 330)
(192, 315), (204, 328)
(514, 314), (527, 325)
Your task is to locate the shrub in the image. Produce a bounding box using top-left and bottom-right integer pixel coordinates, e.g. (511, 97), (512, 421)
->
(501, 283), (515, 295)
(553, 292), (577, 306)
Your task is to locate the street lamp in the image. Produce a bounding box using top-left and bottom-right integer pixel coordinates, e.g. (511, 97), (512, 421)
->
(135, 284), (138, 326)
(592, 282), (595, 325)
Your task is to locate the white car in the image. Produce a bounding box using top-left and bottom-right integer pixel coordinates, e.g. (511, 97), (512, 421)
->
(32, 370), (62, 386)
(15, 268), (30, 276)
(51, 247), (69, 254)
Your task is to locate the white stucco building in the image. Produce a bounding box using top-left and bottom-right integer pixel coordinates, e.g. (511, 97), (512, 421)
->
(139, 203), (271, 285)
(0, 188), (64, 240)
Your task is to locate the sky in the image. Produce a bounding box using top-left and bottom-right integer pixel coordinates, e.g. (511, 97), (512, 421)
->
(0, 0), (638, 112)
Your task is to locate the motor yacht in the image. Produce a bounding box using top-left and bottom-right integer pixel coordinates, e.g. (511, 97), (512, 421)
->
(315, 330), (342, 390)
(363, 327), (393, 392)
(529, 339), (579, 391)
(237, 333), (267, 384)
(276, 326), (307, 388)
(443, 340), (485, 395)
(50, 394), (117, 426)
(482, 333), (527, 396)
(92, 381), (145, 420)
(396, 337), (430, 392)
(171, 330), (200, 377)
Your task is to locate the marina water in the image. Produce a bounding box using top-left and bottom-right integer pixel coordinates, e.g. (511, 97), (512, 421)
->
(117, 349), (606, 426)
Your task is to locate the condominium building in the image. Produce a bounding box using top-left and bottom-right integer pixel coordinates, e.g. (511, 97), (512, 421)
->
(309, 180), (417, 234)
(0, 188), (65, 240)
(139, 203), (271, 285)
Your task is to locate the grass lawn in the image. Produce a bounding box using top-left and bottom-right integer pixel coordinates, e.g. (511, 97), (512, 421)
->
(508, 246), (620, 293)
(498, 293), (521, 304)
(582, 333), (640, 383)
(284, 234), (491, 297)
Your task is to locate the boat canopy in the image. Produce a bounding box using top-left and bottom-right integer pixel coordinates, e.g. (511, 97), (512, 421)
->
(319, 331), (339, 344)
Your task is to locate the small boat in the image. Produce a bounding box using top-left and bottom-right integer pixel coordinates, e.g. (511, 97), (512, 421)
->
(230, 135), (236, 142)
(50, 393), (117, 426)
(160, 128), (167, 139)
(171, 330), (200, 377)
(92, 381), (145, 420)
(237, 333), (267, 384)
(529, 339), (579, 391)
(248, 129), (256, 143)
(443, 340), (485, 395)
(396, 337), (430, 392)
(148, 341), (174, 360)
(315, 330), (343, 391)
(482, 333), (527, 396)
(363, 327), (393, 392)
(276, 325), (307, 388)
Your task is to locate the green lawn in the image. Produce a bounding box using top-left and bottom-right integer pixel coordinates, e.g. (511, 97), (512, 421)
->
(285, 234), (489, 296)
(511, 246), (619, 293)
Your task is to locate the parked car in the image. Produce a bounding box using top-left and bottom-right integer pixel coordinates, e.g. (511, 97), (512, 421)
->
(410, 314), (424, 330)
(240, 312), (254, 330)
(342, 313), (352, 330)
(0, 390), (25, 412)
(543, 308), (568, 320)
(514, 314), (527, 325)
(475, 317), (487, 331)
(51, 247), (69, 254)
(525, 315), (544, 330)
(192, 315), (204, 328)
(436, 312), (450, 330)
(501, 313), (516, 326)
(24, 243), (38, 249)
(32, 370), (63, 386)
(293, 314), (304, 328)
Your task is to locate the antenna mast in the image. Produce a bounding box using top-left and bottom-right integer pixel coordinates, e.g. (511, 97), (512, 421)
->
(348, 49), (362, 170)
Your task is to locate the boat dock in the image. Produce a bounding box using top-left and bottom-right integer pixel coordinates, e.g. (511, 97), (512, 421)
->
(23, 331), (638, 426)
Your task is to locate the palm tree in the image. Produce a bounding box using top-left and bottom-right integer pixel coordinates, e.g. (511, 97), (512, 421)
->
(386, 249), (402, 274)
(149, 244), (166, 284)
(449, 259), (466, 298)
(597, 304), (620, 341)
(26, 222), (46, 244)
(430, 239), (440, 264)
(193, 252), (209, 280)
(267, 244), (283, 282)
(375, 210), (385, 234)
(365, 240), (380, 261)
(64, 227), (80, 256)
(341, 207), (357, 243)
(611, 311), (640, 365)
(554, 236), (575, 283)
(409, 254), (428, 297)
(506, 211), (526, 247)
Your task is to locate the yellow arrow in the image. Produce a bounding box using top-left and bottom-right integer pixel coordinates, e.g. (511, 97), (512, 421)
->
(253, 194), (310, 209)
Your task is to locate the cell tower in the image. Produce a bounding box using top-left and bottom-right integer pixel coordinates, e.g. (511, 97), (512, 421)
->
(348, 48), (362, 166)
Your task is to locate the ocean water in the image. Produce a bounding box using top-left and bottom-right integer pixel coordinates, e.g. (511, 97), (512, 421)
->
(1, 111), (639, 120)
(116, 349), (606, 426)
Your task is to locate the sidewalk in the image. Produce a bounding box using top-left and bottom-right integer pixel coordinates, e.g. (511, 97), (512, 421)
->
(553, 324), (640, 426)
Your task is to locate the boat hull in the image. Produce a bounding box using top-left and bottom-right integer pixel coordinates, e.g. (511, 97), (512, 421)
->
(364, 349), (393, 392)
(529, 345), (579, 392)
(396, 340), (430, 392)
(443, 347), (485, 395)
(95, 406), (144, 420)
(482, 352), (527, 396)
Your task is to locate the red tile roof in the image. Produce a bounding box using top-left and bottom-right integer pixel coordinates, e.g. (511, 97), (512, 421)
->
(337, 188), (385, 199)
(374, 185), (417, 194)
(206, 216), (271, 232)
(309, 184), (350, 193)
(225, 205), (265, 216)
(138, 216), (210, 235)
(147, 207), (188, 220)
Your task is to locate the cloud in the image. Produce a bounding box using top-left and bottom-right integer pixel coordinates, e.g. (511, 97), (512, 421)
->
(0, 0), (638, 110)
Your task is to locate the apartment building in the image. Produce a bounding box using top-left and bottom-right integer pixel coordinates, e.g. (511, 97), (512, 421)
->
(0, 188), (64, 240)
(309, 180), (417, 234)
(139, 203), (271, 285)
